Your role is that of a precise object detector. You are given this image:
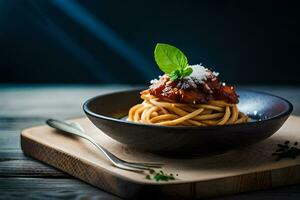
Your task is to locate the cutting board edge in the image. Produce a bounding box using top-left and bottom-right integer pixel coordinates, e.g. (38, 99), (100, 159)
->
(20, 117), (300, 184)
(20, 121), (300, 199)
(21, 131), (145, 199)
(21, 124), (300, 185)
(21, 127), (152, 184)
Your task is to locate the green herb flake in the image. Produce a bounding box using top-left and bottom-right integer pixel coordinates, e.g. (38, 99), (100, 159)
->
(149, 169), (155, 174)
(145, 168), (177, 182)
(154, 173), (175, 182)
(284, 140), (290, 144)
(272, 141), (300, 161)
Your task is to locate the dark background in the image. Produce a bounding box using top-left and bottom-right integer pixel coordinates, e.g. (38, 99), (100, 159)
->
(0, 0), (299, 85)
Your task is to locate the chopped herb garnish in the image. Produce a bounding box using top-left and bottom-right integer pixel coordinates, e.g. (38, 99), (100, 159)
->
(284, 140), (290, 144)
(145, 169), (177, 182)
(149, 168), (155, 174)
(277, 144), (289, 149)
(154, 172), (175, 182)
(272, 140), (300, 161)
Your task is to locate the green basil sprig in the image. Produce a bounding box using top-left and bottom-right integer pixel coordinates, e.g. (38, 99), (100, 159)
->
(154, 43), (193, 81)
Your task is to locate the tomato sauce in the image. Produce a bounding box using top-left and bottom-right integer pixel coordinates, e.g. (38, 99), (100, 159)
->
(147, 75), (239, 104)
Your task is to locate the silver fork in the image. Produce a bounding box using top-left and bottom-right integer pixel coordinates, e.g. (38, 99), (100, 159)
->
(46, 119), (163, 172)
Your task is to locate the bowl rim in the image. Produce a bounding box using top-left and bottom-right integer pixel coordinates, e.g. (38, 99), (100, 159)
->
(83, 88), (293, 130)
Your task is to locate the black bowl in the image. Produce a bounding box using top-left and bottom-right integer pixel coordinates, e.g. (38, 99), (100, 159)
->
(83, 89), (293, 156)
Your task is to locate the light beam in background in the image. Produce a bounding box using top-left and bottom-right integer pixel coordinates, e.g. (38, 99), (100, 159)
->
(28, 0), (115, 82)
(41, 22), (117, 83)
(50, 0), (154, 80)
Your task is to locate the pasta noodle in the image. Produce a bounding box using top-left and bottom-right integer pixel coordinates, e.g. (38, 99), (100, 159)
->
(128, 93), (250, 126)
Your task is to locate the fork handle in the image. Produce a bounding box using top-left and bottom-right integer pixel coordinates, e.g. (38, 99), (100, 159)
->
(46, 119), (145, 172)
(46, 119), (119, 166)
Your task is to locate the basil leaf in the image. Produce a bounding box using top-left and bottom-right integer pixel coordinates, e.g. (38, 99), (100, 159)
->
(182, 67), (193, 77)
(154, 43), (188, 74)
(169, 69), (181, 81)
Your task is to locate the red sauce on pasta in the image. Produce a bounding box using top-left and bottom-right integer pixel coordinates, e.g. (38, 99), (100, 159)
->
(146, 74), (239, 104)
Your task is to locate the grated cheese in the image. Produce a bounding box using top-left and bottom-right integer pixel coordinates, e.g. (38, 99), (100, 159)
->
(187, 64), (219, 83)
(150, 64), (219, 84)
(150, 75), (162, 84)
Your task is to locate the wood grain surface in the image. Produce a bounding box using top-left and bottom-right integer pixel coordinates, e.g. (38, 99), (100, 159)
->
(21, 115), (300, 199)
(1, 85), (300, 200)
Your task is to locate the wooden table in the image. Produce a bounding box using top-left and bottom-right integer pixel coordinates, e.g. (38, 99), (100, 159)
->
(1, 84), (300, 200)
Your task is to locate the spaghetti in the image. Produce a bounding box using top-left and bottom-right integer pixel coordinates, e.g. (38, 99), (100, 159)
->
(128, 92), (249, 126)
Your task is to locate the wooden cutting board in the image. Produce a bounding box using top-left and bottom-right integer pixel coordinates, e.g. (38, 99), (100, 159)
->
(21, 116), (300, 199)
